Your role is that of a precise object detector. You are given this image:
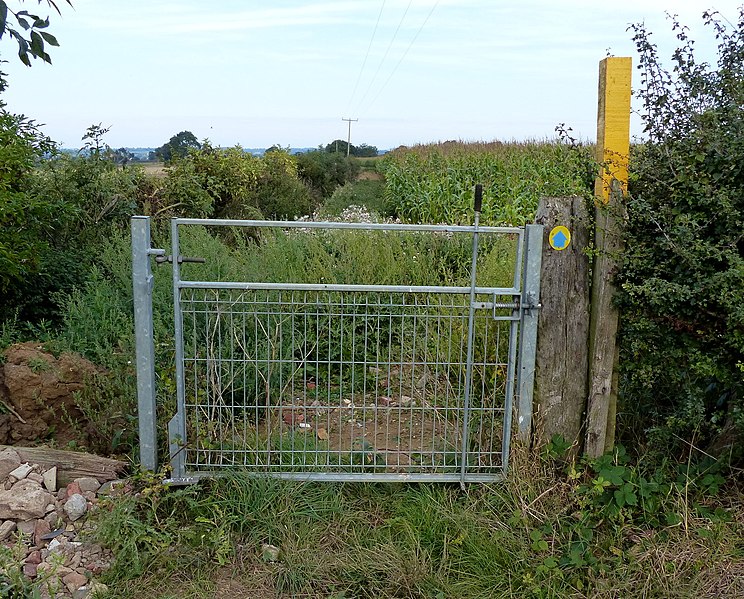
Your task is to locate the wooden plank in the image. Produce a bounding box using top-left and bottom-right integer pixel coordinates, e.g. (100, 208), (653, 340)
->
(585, 57), (631, 458)
(1, 445), (128, 485)
(533, 197), (591, 453)
(585, 181), (626, 457)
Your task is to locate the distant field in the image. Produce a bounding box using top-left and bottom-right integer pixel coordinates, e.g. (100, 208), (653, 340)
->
(140, 162), (167, 177)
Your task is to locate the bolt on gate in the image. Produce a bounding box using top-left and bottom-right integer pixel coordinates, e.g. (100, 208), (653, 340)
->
(132, 212), (543, 484)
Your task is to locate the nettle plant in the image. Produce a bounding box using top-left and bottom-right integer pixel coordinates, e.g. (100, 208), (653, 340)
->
(618, 9), (744, 456)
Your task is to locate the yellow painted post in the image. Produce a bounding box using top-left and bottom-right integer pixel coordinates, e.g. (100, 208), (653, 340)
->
(594, 57), (632, 203)
(585, 57), (632, 458)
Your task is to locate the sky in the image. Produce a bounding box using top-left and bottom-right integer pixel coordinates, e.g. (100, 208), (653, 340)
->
(2, 0), (743, 150)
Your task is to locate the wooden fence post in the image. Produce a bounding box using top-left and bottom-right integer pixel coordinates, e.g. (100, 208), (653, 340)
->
(533, 197), (591, 451)
(584, 57), (632, 458)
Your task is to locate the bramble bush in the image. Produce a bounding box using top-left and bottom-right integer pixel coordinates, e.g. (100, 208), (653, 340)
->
(158, 143), (316, 220)
(619, 9), (744, 458)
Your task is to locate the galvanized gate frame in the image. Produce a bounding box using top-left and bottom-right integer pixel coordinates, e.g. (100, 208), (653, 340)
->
(132, 216), (543, 483)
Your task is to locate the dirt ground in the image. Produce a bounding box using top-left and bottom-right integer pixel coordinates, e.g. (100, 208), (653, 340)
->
(0, 342), (96, 447)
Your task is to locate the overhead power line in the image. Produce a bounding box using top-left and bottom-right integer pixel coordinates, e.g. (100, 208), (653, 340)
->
(360, 0), (441, 116)
(347, 1), (386, 113)
(353, 0), (414, 113)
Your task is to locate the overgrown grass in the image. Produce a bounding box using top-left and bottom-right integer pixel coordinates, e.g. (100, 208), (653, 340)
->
(89, 446), (743, 598)
(320, 179), (387, 217)
(51, 221), (517, 460)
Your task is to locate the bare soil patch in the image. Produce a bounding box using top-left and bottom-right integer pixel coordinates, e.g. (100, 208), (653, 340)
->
(0, 343), (98, 447)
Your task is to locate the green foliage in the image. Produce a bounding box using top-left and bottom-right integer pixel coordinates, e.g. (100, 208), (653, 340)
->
(0, 87), (58, 295)
(81, 122), (111, 157)
(521, 437), (736, 592)
(379, 140), (593, 225)
(155, 130), (201, 162)
(296, 150), (360, 199)
(324, 139), (378, 157)
(158, 143), (314, 220)
(5, 145), (145, 322)
(619, 9), (744, 455)
(0, 0), (69, 66)
(320, 179), (387, 217)
(87, 453), (743, 598)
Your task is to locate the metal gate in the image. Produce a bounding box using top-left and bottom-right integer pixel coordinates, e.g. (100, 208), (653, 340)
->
(132, 215), (542, 484)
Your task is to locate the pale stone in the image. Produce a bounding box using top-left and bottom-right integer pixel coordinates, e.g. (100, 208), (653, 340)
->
(63, 494), (87, 522)
(0, 479), (54, 520)
(8, 463), (33, 480)
(42, 467), (57, 493)
(27, 473), (44, 484)
(0, 448), (21, 480)
(97, 479), (125, 495)
(74, 477), (101, 493)
(0, 520), (16, 541)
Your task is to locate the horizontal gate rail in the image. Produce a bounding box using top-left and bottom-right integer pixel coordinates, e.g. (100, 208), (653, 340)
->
(172, 217), (523, 235)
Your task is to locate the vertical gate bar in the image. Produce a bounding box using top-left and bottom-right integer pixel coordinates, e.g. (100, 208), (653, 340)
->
(459, 185), (483, 486)
(501, 309), (520, 474)
(170, 219), (187, 477)
(131, 216), (158, 472)
(517, 224), (544, 444)
(513, 228), (525, 292)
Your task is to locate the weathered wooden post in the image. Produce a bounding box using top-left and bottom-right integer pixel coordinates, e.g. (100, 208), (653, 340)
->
(584, 57), (632, 457)
(533, 197), (591, 450)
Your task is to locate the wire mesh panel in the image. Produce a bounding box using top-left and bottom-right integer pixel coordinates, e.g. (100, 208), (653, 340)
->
(166, 219), (535, 483)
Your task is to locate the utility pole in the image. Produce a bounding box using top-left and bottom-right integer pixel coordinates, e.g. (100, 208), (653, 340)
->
(342, 117), (358, 157)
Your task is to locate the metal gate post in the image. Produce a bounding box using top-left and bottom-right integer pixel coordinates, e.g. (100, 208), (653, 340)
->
(517, 224), (544, 443)
(131, 216), (160, 472)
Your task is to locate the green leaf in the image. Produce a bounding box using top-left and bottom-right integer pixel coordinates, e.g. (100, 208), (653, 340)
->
(29, 30), (44, 58)
(543, 557), (558, 569)
(39, 31), (59, 46)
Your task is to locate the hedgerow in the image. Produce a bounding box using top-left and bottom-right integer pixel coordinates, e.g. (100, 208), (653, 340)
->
(619, 9), (744, 458)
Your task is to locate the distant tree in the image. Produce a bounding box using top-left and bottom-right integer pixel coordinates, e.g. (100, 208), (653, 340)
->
(265, 144), (289, 154)
(325, 139), (350, 155)
(355, 143), (378, 157)
(155, 131), (201, 162)
(297, 150), (360, 199)
(324, 139), (378, 157)
(0, 0), (71, 66)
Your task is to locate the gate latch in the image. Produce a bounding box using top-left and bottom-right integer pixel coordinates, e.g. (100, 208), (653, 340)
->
(521, 292), (542, 317)
(473, 294), (541, 321)
(154, 255), (206, 265)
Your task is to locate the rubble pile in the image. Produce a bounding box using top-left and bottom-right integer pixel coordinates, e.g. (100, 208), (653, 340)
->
(0, 447), (122, 598)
